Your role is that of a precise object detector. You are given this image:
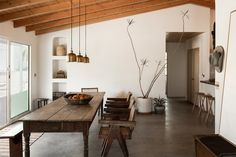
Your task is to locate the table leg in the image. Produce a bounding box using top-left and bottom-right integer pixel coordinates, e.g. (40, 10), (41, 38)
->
(24, 132), (31, 157)
(100, 99), (103, 118)
(83, 130), (89, 157)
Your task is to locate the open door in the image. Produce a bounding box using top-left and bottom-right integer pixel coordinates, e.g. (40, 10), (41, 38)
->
(187, 48), (199, 104)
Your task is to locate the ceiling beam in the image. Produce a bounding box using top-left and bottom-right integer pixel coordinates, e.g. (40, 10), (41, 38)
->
(190, 0), (215, 9)
(0, 0), (111, 21)
(14, 0), (153, 28)
(26, 0), (154, 31)
(35, 0), (191, 35)
(0, 1), (71, 22)
(0, 0), (57, 12)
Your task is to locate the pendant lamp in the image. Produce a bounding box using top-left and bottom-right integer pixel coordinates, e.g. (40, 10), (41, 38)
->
(77, 0), (84, 63)
(84, 5), (89, 63)
(68, 0), (76, 62)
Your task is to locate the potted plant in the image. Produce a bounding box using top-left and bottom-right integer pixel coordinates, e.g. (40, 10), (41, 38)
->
(153, 97), (166, 114)
(127, 19), (166, 113)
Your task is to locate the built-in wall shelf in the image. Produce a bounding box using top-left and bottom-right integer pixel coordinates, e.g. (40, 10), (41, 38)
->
(52, 56), (67, 60)
(52, 82), (67, 92)
(53, 37), (67, 56)
(52, 78), (67, 83)
(51, 37), (68, 100)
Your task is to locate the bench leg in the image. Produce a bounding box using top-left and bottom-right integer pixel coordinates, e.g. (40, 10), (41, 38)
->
(9, 134), (23, 157)
(24, 133), (31, 157)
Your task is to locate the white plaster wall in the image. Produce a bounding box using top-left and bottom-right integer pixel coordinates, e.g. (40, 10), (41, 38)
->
(215, 0), (236, 143)
(166, 42), (187, 98)
(0, 21), (38, 110)
(186, 33), (215, 97)
(37, 4), (211, 99)
(186, 33), (210, 81)
(186, 33), (215, 95)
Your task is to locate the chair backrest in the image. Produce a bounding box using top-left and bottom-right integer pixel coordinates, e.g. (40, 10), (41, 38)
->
(81, 87), (98, 92)
(128, 105), (136, 133)
(128, 105), (136, 122)
(126, 92), (132, 102)
(128, 97), (135, 109)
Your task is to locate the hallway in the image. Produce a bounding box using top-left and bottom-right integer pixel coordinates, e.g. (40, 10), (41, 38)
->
(29, 100), (214, 157)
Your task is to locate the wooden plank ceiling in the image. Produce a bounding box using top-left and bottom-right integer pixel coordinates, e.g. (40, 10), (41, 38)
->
(0, 0), (215, 35)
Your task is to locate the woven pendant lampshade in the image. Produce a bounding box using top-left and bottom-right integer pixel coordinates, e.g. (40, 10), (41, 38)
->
(84, 54), (89, 63)
(68, 50), (76, 62)
(68, 0), (76, 62)
(77, 52), (84, 62)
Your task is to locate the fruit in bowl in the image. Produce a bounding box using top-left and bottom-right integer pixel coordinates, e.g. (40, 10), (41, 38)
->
(64, 93), (93, 105)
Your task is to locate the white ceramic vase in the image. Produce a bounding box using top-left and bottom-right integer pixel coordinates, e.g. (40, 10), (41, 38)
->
(136, 97), (152, 113)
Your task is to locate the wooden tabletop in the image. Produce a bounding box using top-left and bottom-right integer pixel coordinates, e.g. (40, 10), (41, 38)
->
(20, 92), (105, 122)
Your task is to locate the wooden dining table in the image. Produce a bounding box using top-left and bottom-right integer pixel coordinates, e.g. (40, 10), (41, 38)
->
(20, 92), (105, 157)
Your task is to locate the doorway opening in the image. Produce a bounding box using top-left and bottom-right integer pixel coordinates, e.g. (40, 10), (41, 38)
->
(165, 32), (202, 101)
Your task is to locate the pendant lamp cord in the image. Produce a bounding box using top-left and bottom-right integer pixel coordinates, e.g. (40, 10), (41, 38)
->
(85, 5), (87, 55)
(78, 0), (81, 54)
(70, 0), (73, 51)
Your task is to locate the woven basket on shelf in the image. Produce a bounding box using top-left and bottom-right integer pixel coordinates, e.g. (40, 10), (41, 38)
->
(56, 45), (66, 56)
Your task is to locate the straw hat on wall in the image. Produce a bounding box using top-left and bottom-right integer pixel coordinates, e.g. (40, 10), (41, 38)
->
(210, 46), (225, 73)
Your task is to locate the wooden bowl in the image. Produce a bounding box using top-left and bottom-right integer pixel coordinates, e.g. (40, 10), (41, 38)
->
(64, 93), (93, 105)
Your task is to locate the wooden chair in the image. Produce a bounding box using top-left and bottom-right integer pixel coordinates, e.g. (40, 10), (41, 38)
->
(81, 87), (100, 116)
(104, 97), (135, 114)
(105, 93), (133, 109)
(0, 122), (23, 157)
(106, 92), (132, 103)
(102, 98), (135, 121)
(99, 105), (136, 157)
(81, 87), (98, 92)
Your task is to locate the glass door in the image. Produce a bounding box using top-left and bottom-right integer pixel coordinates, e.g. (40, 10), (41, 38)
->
(0, 38), (8, 127)
(10, 42), (29, 118)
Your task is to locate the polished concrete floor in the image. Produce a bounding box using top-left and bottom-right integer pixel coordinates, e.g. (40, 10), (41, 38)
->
(29, 100), (214, 157)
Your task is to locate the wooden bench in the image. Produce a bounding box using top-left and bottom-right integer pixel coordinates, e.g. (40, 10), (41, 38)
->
(195, 134), (236, 157)
(0, 122), (23, 157)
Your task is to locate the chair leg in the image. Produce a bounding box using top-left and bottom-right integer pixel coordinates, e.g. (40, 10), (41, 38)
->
(205, 99), (214, 122)
(205, 111), (210, 122)
(101, 138), (108, 156)
(117, 133), (129, 157)
(102, 134), (113, 157)
(124, 140), (129, 156)
(192, 94), (198, 112)
(102, 138), (107, 149)
(198, 103), (202, 116)
(198, 96), (205, 117)
(205, 98), (209, 122)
